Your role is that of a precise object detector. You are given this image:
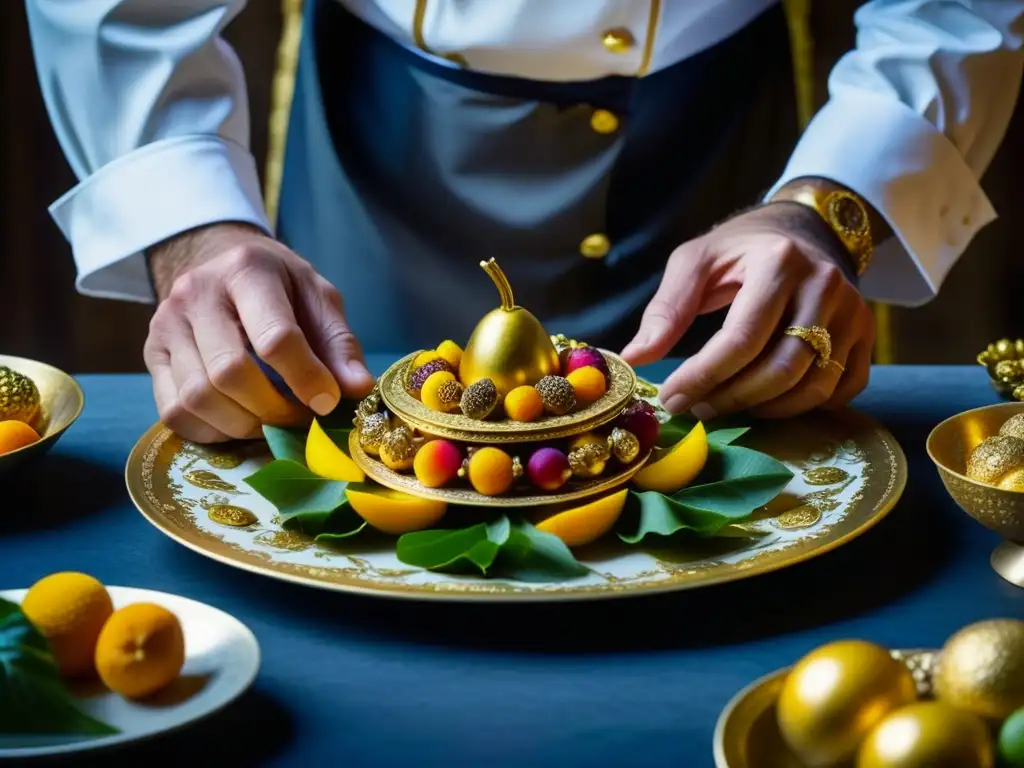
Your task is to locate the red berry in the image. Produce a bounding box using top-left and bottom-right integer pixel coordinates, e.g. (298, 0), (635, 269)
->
(526, 447), (572, 492)
(615, 400), (660, 454)
(564, 348), (609, 381)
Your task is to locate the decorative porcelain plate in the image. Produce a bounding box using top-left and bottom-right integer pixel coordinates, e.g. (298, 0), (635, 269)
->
(713, 649), (936, 768)
(0, 586), (260, 759)
(126, 403), (907, 602)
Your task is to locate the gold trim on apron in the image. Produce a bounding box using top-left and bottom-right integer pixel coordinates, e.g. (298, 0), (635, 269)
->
(637, 0), (662, 77)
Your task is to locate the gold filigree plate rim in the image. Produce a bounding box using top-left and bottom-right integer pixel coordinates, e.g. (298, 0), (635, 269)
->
(0, 354), (85, 460)
(379, 349), (637, 443)
(348, 429), (651, 507)
(712, 648), (937, 768)
(125, 408), (907, 602)
(926, 401), (1024, 492)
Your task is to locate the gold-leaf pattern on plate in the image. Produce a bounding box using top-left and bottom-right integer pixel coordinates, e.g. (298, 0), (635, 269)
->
(125, 406), (906, 602)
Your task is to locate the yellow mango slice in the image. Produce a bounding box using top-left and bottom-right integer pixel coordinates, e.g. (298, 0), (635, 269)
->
(346, 486), (447, 535)
(535, 489), (629, 547)
(306, 418), (365, 482)
(631, 421), (709, 494)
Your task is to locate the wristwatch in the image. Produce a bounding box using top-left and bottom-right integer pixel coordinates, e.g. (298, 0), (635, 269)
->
(772, 182), (874, 277)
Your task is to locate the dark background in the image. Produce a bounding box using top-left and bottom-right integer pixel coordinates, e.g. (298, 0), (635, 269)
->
(2, 1), (1022, 373)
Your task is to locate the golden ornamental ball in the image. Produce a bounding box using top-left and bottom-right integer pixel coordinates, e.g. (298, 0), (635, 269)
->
(934, 618), (1024, 721)
(777, 640), (918, 767)
(0, 366), (41, 425)
(856, 701), (994, 768)
(1000, 414), (1024, 441)
(965, 435), (1024, 485)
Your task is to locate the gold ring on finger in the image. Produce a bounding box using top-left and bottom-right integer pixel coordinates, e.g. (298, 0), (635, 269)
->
(784, 325), (832, 368)
(828, 359), (845, 374)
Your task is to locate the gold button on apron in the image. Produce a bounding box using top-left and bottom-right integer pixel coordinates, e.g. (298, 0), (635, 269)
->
(580, 234), (612, 259)
(602, 28), (635, 54)
(590, 109), (620, 134)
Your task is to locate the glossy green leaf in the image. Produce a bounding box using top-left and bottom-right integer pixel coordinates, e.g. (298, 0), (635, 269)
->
(706, 427), (749, 446)
(0, 599), (117, 736)
(395, 518), (508, 574)
(261, 425), (307, 464)
(244, 460), (349, 524)
(492, 519), (590, 582)
(672, 443), (793, 515)
(619, 491), (746, 542)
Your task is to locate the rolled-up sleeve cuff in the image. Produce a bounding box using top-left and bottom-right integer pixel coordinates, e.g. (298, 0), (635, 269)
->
(767, 92), (996, 307)
(49, 135), (270, 303)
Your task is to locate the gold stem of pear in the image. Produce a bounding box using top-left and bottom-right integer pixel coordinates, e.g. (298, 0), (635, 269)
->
(480, 259), (515, 310)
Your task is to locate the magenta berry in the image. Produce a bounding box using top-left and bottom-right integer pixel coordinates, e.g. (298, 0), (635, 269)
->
(526, 447), (572, 492)
(615, 399), (660, 454)
(564, 347), (610, 381)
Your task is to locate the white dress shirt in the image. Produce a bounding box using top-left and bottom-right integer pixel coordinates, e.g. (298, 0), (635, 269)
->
(24, 0), (1024, 306)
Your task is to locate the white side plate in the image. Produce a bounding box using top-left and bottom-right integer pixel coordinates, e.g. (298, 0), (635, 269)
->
(0, 586), (260, 759)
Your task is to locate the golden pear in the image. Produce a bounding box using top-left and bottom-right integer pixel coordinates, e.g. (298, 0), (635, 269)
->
(459, 259), (560, 398)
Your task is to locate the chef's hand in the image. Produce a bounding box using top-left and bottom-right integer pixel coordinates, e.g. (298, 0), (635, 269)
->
(621, 203), (875, 420)
(144, 223), (376, 443)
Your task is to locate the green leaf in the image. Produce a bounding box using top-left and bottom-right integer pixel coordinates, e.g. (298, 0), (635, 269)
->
(0, 599), (117, 736)
(707, 427), (749, 446)
(493, 519), (590, 583)
(619, 490), (748, 542)
(657, 415), (696, 448)
(261, 425), (307, 464)
(672, 443), (793, 515)
(244, 460), (349, 524)
(619, 443), (793, 544)
(396, 519), (507, 574)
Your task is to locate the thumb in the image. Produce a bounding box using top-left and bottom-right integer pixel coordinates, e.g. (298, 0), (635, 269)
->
(621, 252), (710, 366)
(297, 276), (376, 399)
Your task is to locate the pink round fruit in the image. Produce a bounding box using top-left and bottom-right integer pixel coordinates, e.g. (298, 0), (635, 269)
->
(564, 347), (609, 381)
(526, 447), (572, 492)
(615, 399), (660, 454)
(413, 439), (463, 488)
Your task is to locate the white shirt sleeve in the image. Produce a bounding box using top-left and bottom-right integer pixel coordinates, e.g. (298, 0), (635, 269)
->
(770, 0), (1024, 306)
(25, 0), (269, 303)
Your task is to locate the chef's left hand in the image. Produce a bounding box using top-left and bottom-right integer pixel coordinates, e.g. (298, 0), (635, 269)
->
(621, 203), (875, 420)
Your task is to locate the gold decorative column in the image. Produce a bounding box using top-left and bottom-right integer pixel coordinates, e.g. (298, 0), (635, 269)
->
(263, 0), (304, 229)
(782, 0), (894, 364)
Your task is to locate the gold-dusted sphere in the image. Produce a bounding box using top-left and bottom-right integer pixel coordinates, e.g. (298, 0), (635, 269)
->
(777, 640), (918, 767)
(0, 366), (41, 424)
(935, 619), (1024, 720)
(1001, 414), (1024, 441)
(966, 435), (1024, 485)
(857, 701), (994, 768)
(996, 360), (1024, 383)
(459, 260), (560, 398)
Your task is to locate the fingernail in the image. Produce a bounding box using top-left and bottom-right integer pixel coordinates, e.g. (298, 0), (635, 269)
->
(662, 394), (690, 414)
(691, 402), (717, 422)
(345, 359), (373, 382)
(310, 393), (338, 416)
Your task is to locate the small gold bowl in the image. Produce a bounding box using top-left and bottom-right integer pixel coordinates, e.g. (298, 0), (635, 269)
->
(0, 354), (85, 476)
(927, 402), (1024, 588)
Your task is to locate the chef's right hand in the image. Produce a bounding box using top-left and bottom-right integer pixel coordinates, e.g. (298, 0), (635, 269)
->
(144, 223), (376, 444)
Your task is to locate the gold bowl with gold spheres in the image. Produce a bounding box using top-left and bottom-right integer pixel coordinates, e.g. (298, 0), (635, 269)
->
(927, 402), (1024, 589)
(0, 354), (84, 476)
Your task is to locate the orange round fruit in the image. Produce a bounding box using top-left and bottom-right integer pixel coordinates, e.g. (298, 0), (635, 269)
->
(435, 340), (463, 370)
(467, 447), (516, 496)
(566, 366), (607, 404)
(0, 420), (40, 455)
(95, 603), (185, 699)
(21, 572), (114, 677)
(414, 439), (463, 488)
(504, 386), (543, 422)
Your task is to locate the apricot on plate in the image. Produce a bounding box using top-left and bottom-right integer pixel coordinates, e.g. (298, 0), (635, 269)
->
(346, 485), (447, 534)
(631, 421), (708, 494)
(535, 489), (629, 547)
(413, 439), (462, 488)
(306, 418), (365, 482)
(0, 420), (40, 455)
(95, 603), (185, 699)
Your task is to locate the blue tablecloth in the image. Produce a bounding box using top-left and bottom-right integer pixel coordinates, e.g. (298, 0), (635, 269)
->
(2, 360), (1021, 767)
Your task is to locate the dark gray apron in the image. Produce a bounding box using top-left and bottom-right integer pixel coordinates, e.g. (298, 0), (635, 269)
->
(277, 1), (797, 355)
